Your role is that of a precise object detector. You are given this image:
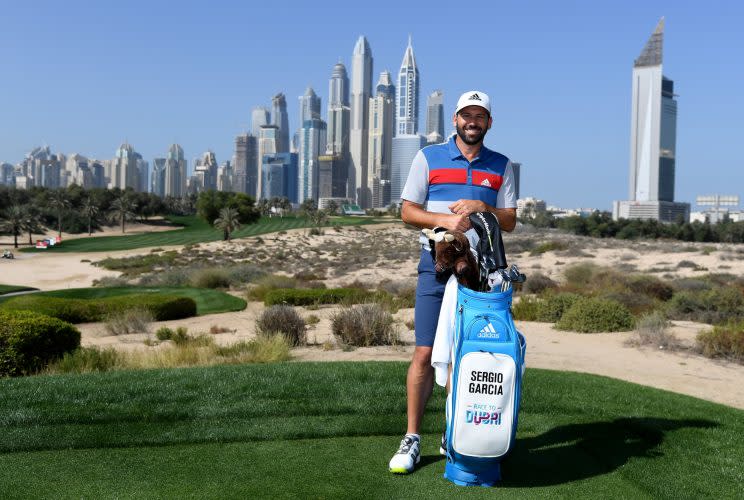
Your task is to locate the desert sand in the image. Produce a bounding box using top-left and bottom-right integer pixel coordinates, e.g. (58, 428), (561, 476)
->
(2, 221), (743, 410)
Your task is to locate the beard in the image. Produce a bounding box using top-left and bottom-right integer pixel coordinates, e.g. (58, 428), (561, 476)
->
(456, 123), (487, 145)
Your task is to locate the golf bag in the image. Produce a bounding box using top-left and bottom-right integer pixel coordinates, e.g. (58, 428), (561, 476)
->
(443, 213), (526, 487)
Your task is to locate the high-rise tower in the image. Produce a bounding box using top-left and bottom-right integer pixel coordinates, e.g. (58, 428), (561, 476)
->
(272, 93), (290, 153)
(324, 62), (350, 199)
(299, 87), (321, 123)
(251, 107), (270, 135)
(426, 90), (444, 144)
(368, 71), (395, 208)
(396, 36), (419, 136)
(613, 18), (689, 222)
(350, 36), (373, 207)
(165, 144), (187, 198)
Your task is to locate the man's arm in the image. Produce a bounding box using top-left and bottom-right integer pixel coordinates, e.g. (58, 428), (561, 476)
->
(401, 200), (472, 232)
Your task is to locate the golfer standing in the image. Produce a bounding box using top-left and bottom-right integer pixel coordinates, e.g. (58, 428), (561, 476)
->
(389, 91), (517, 473)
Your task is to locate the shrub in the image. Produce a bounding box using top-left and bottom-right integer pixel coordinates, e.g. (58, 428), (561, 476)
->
(555, 298), (635, 333)
(666, 286), (744, 324)
(155, 326), (189, 344)
(227, 264), (267, 285)
(0, 310), (81, 376)
(563, 262), (598, 288)
(103, 307), (154, 335)
(263, 288), (370, 306)
(627, 275), (674, 301)
(256, 305), (307, 346)
(48, 346), (121, 374)
(155, 326), (175, 341)
(696, 320), (744, 362)
(632, 311), (678, 349)
(536, 293), (581, 322)
(529, 240), (569, 255)
(246, 274), (298, 302)
(0, 295), (196, 323)
(512, 295), (540, 321)
(190, 268), (231, 289)
(214, 336), (291, 363)
(331, 304), (398, 346)
(522, 272), (557, 295)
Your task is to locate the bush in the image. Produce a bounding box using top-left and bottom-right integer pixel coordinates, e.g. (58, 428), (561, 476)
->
(264, 288), (370, 306)
(331, 304), (398, 346)
(536, 293), (581, 322)
(155, 326), (190, 344)
(555, 298), (635, 333)
(190, 268), (232, 289)
(666, 286), (744, 324)
(522, 272), (557, 295)
(48, 346), (121, 374)
(627, 275), (674, 301)
(256, 305), (306, 346)
(246, 274), (298, 302)
(0, 310), (81, 376)
(529, 240), (569, 255)
(0, 295), (196, 323)
(563, 262), (598, 288)
(633, 311), (678, 349)
(512, 295), (540, 321)
(104, 307), (154, 336)
(696, 320), (744, 362)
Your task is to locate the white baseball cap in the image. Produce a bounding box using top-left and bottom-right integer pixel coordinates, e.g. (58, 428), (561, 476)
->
(455, 91), (491, 115)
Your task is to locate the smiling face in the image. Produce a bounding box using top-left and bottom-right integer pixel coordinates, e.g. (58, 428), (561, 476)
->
(453, 105), (492, 146)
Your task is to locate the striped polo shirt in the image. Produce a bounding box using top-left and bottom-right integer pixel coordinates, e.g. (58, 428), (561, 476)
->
(401, 134), (517, 249)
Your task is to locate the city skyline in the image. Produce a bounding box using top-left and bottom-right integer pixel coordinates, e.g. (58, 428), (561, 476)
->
(2, 1), (743, 209)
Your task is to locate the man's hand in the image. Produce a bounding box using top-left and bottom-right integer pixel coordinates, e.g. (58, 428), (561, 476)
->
(448, 199), (486, 217)
(442, 214), (471, 232)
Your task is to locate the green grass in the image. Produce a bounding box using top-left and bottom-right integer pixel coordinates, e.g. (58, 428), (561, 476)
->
(0, 363), (741, 498)
(0, 284), (37, 295)
(0, 287), (245, 316)
(22, 215), (391, 253)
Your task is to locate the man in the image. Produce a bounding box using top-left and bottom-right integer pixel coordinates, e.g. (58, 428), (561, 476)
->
(388, 91), (517, 473)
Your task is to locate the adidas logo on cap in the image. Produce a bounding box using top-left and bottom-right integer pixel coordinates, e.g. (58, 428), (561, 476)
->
(456, 90), (491, 114)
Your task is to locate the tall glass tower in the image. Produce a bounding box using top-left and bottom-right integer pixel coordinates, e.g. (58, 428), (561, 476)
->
(396, 37), (419, 136)
(272, 93), (290, 153)
(426, 90), (444, 144)
(350, 35), (373, 207)
(614, 18), (688, 222)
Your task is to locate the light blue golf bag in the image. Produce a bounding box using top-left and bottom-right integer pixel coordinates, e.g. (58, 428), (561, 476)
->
(444, 283), (526, 487)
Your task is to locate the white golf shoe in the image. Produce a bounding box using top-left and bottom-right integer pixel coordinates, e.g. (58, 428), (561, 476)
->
(389, 435), (421, 474)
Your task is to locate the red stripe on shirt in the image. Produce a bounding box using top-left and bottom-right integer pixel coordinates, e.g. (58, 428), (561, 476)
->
(429, 169), (467, 185)
(472, 171), (503, 191)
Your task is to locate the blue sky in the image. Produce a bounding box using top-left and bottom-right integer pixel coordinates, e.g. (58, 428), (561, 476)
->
(2, 0), (742, 209)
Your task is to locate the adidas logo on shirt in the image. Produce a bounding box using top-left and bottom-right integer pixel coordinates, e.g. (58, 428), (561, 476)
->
(480, 179), (491, 187)
(477, 322), (499, 338)
(469, 93), (481, 101)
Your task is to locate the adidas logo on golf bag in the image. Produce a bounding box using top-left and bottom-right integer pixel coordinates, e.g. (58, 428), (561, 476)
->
(477, 322), (499, 339)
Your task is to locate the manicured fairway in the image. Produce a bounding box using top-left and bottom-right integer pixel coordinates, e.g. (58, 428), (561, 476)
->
(23, 215), (390, 253)
(0, 286), (246, 316)
(0, 284), (37, 295)
(0, 363), (741, 498)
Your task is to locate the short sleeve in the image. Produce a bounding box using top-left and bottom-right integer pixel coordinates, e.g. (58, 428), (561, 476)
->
(400, 150), (429, 205)
(496, 161), (517, 209)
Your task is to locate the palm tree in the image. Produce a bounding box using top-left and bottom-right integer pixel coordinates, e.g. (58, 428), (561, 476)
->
(213, 207), (241, 241)
(0, 205), (25, 248)
(80, 197), (100, 236)
(22, 207), (44, 245)
(109, 193), (137, 233)
(47, 189), (71, 239)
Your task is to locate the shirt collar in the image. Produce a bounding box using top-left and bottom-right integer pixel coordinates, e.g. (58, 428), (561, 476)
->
(447, 134), (491, 162)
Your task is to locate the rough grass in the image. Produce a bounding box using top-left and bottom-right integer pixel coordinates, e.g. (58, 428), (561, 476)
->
(0, 364), (741, 497)
(697, 320), (744, 362)
(0, 284), (38, 295)
(47, 335), (291, 374)
(331, 304), (398, 346)
(629, 311), (679, 350)
(103, 307), (154, 335)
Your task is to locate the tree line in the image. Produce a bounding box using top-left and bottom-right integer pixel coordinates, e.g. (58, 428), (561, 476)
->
(524, 211), (744, 243)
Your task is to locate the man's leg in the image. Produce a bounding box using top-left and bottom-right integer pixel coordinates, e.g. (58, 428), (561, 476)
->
(406, 346), (433, 435)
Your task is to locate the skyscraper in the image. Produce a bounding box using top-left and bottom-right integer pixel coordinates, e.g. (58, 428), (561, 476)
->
(298, 118), (327, 203)
(114, 143), (138, 190)
(152, 157), (166, 197)
(368, 71), (395, 208)
(194, 150), (218, 192)
(165, 144), (187, 197)
(299, 87), (321, 123)
(324, 62), (350, 198)
(251, 107), (270, 136)
(272, 93), (290, 153)
(613, 18), (689, 222)
(234, 133), (257, 196)
(257, 124), (279, 199)
(426, 90), (445, 144)
(350, 36), (373, 208)
(391, 38), (424, 203)
(396, 36), (419, 136)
